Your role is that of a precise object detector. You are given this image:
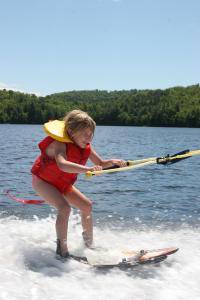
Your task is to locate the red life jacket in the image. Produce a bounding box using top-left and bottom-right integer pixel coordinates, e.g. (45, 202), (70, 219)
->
(31, 136), (91, 193)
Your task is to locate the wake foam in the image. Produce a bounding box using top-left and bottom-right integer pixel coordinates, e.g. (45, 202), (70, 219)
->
(0, 213), (200, 300)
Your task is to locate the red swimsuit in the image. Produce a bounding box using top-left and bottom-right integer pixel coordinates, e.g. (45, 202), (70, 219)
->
(31, 136), (91, 194)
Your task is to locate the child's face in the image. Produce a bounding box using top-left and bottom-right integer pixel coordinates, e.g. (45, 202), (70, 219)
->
(69, 127), (93, 148)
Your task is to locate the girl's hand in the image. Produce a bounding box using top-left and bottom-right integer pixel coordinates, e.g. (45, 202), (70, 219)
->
(110, 159), (127, 168)
(88, 165), (103, 172)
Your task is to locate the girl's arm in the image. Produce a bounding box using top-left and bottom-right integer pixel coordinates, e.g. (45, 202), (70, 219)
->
(54, 142), (102, 173)
(89, 147), (126, 169)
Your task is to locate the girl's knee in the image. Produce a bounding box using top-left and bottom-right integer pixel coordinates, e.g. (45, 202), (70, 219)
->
(82, 199), (93, 215)
(58, 204), (71, 216)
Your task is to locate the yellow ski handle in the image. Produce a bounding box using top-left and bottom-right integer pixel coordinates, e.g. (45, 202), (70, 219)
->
(85, 149), (200, 178)
(85, 159), (157, 177)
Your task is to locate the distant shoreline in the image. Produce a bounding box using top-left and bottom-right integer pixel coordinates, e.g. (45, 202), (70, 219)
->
(0, 84), (200, 127)
(1, 123), (200, 129)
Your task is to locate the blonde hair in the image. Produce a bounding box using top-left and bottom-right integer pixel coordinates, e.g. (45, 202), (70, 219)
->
(63, 110), (96, 134)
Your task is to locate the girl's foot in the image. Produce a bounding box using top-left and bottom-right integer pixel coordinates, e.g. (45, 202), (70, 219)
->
(82, 231), (93, 248)
(56, 239), (88, 263)
(56, 239), (69, 258)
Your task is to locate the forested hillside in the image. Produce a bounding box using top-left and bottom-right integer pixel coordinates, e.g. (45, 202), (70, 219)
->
(0, 84), (200, 127)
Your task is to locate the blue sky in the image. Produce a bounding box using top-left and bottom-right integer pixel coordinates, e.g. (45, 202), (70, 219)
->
(0, 0), (199, 95)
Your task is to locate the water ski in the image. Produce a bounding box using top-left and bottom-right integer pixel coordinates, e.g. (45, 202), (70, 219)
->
(67, 247), (178, 268)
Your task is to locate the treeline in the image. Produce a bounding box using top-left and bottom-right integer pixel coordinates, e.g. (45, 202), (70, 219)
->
(0, 84), (200, 127)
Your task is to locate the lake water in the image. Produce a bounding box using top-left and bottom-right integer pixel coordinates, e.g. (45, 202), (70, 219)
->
(0, 124), (200, 300)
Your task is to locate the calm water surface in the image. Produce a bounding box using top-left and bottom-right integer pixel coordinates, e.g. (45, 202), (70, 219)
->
(0, 124), (199, 228)
(0, 125), (200, 300)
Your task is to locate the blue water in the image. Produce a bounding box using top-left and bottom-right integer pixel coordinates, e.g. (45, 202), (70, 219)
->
(1, 125), (200, 228)
(0, 125), (200, 300)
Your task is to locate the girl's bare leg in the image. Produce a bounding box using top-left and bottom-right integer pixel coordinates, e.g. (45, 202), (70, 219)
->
(32, 175), (71, 255)
(64, 186), (93, 247)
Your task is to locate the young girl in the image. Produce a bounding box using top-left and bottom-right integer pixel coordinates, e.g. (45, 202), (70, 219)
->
(31, 110), (126, 258)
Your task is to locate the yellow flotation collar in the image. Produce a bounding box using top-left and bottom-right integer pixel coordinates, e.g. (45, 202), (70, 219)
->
(43, 120), (73, 143)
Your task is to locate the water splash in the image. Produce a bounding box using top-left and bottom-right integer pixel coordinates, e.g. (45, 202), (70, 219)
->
(0, 213), (199, 300)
